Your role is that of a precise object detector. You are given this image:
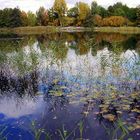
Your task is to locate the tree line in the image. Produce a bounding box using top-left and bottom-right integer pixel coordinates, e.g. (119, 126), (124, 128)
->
(0, 0), (140, 28)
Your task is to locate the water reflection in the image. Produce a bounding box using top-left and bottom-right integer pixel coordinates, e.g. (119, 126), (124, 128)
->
(0, 32), (140, 140)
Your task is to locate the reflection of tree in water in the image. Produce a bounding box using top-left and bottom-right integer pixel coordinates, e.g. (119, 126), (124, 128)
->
(48, 41), (68, 60)
(75, 40), (90, 55)
(0, 70), (39, 97)
(122, 36), (139, 50)
(88, 33), (139, 57)
(0, 36), (36, 53)
(95, 33), (130, 43)
(1, 33), (140, 59)
(36, 33), (91, 56)
(73, 33), (90, 55)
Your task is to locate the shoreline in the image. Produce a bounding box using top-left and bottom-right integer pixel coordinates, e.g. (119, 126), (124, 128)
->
(0, 26), (140, 35)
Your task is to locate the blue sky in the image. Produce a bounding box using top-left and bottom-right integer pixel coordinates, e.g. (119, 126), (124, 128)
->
(0, 0), (139, 12)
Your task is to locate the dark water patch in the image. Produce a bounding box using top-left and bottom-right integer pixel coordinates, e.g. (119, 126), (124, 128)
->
(0, 33), (23, 40)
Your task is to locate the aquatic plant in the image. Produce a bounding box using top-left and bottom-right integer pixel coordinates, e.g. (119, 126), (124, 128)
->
(30, 120), (52, 140)
(0, 125), (9, 140)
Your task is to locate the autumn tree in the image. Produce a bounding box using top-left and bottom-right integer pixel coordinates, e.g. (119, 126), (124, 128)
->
(85, 1), (107, 27)
(20, 11), (28, 26)
(94, 15), (102, 26)
(36, 7), (49, 26)
(102, 16), (127, 27)
(53, 0), (67, 26)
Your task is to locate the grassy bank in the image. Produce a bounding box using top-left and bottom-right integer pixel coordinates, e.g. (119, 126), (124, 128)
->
(0, 26), (92, 35)
(94, 27), (140, 34)
(0, 26), (59, 35)
(0, 26), (140, 35)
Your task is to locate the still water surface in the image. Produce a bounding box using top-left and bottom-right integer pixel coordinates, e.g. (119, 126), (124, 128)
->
(0, 32), (140, 140)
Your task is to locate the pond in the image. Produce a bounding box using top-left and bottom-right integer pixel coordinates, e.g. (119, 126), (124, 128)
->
(0, 32), (140, 140)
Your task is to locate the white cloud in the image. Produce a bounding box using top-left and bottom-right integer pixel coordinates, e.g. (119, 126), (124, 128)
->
(0, 0), (53, 12)
(0, 95), (45, 118)
(0, 0), (139, 12)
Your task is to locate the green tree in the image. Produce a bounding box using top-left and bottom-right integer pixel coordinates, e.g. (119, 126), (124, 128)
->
(10, 8), (22, 27)
(136, 6), (140, 26)
(91, 1), (100, 15)
(27, 11), (37, 26)
(128, 8), (137, 22)
(98, 7), (108, 18)
(53, 0), (67, 26)
(67, 7), (78, 18)
(0, 8), (22, 27)
(107, 2), (137, 22)
(0, 8), (12, 27)
(113, 8), (125, 16)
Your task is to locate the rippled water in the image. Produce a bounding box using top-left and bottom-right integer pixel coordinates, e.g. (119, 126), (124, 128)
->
(0, 32), (140, 140)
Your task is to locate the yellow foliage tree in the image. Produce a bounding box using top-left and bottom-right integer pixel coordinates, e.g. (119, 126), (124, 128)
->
(101, 16), (127, 27)
(53, 0), (67, 26)
(76, 2), (90, 26)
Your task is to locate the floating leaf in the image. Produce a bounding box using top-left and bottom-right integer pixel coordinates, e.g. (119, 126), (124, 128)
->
(60, 86), (67, 89)
(55, 91), (63, 96)
(99, 104), (109, 108)
(103, 114), (116, 121)
(128, 138), (133, 140)
(131, 109), (140, 113)
(83, 111), (89, 117)
(122, 105), (130, 110)
(133, 124), (140, 130)
(116, 111), (122, 114)
(53, 79), (59, 84)
(100, 109), (108, 114)
(128, 126), (134, 131)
